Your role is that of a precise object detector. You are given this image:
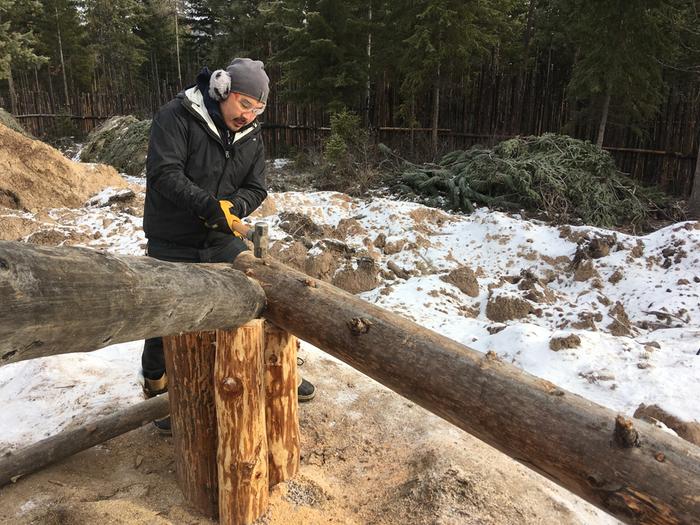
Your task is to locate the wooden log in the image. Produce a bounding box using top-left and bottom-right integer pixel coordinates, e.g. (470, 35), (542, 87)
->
(215, 321), (269, 525)
(263, 322), (300, 486)
(163, 331), (219, 519)
(233, 253), (700, 525)
(0, 241), (265, 364)
(0, 394), (169, 487)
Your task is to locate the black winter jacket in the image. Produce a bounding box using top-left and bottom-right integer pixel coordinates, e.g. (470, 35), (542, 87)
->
(143, 84), (267, 248)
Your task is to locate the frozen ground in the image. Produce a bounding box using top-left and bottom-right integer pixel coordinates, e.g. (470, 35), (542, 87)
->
(1, 169), (698, 523)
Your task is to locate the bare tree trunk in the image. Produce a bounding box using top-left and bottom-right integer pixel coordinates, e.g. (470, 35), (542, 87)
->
(410, 95), (416, 158)
(0, 242), (265, 364)
(7, 67), (18, 114)
(173, 0), (182, 87)
(596, 87), (611, 148)
(687, 138), (700, 218)
(431, 65), (441, 158)
(56, 7), (70, 110)
(365, 0), (372, 127)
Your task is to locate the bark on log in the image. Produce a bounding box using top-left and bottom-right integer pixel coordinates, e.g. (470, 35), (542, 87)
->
(0, 241), (265, 364)
(163, 331), (219, 519)
(0, 394), (169, 487)
(215, 321), (269, 525)
(263, 322), (300, 486)
(233, 253), (700, 525)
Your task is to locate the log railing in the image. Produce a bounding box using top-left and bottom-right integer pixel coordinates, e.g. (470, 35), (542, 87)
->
(0, 241), (699, 524)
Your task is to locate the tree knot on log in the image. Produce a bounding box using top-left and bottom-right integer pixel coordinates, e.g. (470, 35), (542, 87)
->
(614, 415), (640, 448)
(485, 350), (501, 362)
(536, 378), (565, 396)
(220, 376), (244, 397)
(348, 317), (373, 335)
(298, 277), (318, 288)
(0, 258), (9, 270)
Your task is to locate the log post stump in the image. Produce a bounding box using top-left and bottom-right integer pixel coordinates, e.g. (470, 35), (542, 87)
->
(215, 320), (269, 525)
(163, 331), (219, 519)
(263, 322), (300, 487)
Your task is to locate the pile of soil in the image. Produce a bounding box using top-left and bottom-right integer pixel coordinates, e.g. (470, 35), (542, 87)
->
(0, 123), (127, 213)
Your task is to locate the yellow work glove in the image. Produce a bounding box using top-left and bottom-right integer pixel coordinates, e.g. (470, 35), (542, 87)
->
(200, 199), (244, 238)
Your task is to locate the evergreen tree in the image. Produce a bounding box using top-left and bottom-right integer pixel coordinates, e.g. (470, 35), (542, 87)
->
(186, 0), (267, 69)
(264, 0), (370, 110)
(137, 0), (184, 95)
(0, 0), (47, 112)
(83, 0), (146, 93)
(35, 0), (93, 102)
(385, 0), (513, 156)
(554, 0), (683, 146)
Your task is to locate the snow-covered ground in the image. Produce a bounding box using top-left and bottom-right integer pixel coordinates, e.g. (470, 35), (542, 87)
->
(1, 175), (698, 479)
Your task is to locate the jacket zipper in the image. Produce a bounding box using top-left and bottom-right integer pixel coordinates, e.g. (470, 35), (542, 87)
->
(216, 149), (231, 195)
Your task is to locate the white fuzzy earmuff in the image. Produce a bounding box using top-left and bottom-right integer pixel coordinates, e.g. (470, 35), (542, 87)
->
(208, 69), (232, 101)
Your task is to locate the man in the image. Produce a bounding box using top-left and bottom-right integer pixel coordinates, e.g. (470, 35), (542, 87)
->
(142, 58), (316, 433)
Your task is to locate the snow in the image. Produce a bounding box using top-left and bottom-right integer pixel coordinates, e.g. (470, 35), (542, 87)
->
(1, 174), (698, 522)
(265, 191), (700, 423)
(271, 158), (292, 169)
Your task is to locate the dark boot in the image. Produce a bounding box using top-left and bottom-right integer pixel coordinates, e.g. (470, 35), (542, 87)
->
(298, 377), (316, 402)
(142, 373), (172, 435)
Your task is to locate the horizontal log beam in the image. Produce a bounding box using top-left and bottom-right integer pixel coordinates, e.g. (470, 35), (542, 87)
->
(0, 394), (170, 487)
(233, 253), (700, 525)
(0, 242), (265, 364)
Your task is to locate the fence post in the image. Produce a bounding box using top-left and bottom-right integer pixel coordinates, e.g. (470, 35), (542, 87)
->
(215, 320), (269, 525)
(163, 331), (219, 519)
(263, 322), (301, 486)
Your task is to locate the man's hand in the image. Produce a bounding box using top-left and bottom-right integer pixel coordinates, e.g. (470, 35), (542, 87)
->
(200, 198), (243, 236)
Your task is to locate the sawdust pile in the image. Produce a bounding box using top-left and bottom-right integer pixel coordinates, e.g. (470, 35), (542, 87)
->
(0, 122), (127, 212)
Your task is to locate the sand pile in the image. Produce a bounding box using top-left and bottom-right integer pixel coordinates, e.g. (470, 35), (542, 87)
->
(0, 122), (127, 212)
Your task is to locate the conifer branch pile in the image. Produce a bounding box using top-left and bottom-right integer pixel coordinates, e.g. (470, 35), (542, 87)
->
(393, 134), (666, 227)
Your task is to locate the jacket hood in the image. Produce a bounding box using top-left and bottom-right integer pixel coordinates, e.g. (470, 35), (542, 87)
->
(178, 69), (260, 146)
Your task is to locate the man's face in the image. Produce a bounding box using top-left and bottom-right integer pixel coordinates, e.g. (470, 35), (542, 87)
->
(219, 92), (265, 132)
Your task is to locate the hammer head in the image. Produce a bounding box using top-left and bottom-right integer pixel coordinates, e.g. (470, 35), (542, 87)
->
(253, 222), (269, 258)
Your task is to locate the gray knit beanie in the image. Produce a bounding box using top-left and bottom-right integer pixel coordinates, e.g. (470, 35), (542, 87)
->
(208, 58), (269, 104)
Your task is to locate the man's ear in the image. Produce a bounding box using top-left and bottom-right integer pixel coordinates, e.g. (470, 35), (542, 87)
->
(209, 69), (231, 101)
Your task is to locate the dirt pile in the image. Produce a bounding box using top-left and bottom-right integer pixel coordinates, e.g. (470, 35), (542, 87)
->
(0, 123), (127, 212)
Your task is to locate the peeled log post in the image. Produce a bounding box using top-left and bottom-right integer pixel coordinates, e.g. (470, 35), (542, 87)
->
(0, 394), (169, 487)
(0, 241), (265, 364)
(263, 322), (300, 486)
(233, 253), (700, 524)
(215, 321), (269, 525)
(163, 331), (219, 519)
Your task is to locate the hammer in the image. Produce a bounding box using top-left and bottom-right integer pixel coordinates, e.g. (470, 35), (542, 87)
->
(231, 221), (269, 258)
